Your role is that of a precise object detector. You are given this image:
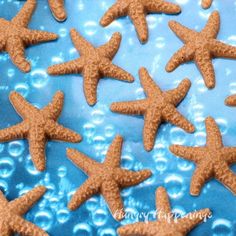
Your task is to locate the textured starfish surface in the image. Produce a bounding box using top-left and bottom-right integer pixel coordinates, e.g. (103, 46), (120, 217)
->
(0, 0), (58, 72)
(48, 0), (67, 21)
(100, 0), (181, 43)
(225, 94), (236, 107)
(170, 117), (236, 196)
(118, 187), (211, 236)
(0, 186), (48, 235)
(66, 135), (152, 221)
(166, 11), (236, 89)
(48, 29), (134, 106)
(202, 0), (213, 9)
(110, 67), (195, 152)
(0, 91), (81, 171)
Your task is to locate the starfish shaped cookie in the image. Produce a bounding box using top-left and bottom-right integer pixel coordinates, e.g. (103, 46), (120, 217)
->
(110, 67), (195, 151)
(202, 0), (213, 9)
(100, 0), (181, 43)
(0, 91), (81, 171)
(0, 186), (48, 235)
(225, 94), (236, 107)
(48, 0), (67, 21)
(118, 187), (211, 236)
(0, 0), (58, 72)
(66, 135), (152, 221)
(48, 29), (134, 106)
(166, 11), (236, 89)
(170, 117), (236, 196)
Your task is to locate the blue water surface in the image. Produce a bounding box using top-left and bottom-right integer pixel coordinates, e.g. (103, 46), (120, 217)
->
(0, 0), (236, 235)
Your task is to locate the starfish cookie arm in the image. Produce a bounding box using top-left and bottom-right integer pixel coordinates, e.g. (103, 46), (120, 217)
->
(117, 222), (148, 235)
(128, 2), (148, 43)
(202, 0), (213, 9)
(166, 44), (194, 72)
(115, 168), (152, 187)
(162, 105), (195, 133)
(176, 208), (211, 234)
(139, 67), (162, 96)
(155, 187), (172, 221)
(98, 32), (121, 60)
(101, 180), (125, 221)
(210, 40), (236, 58)
(225, 94), (236, 106)
(215, 162), (236, 194)
(168, 20), (197, 43)
(0, 224), (11, 235)
(42, 91), (64, 120)
(144, 0), (181, 14)
(45, 121), (82, 143)
(10, 215), (48, 236)
(9, 186), (46, 216)
(190, 163), (214, 196)
(201, 11), (220, 38)
(6, 37), (31, 73)
(83, 64), (100, 106)
(104, 135), (123, 167)
(169, 145), (203, 163)
(0, 35), (6, 51)
(110, 99), (148, 115)
(10, 92), (37, 119)
(143, 110), (162, 151)
(11, 0), (36, 27)
(68, 177), (100, 210)
(194, 49), (215, 89)
(221, 147), (236, 164)
(165, 78), (191, 106)
(70, 29), (94, 55)
(48, 58), (84, 75)
(100, 61), (134, 82)
(100, 2), (127, 27)
(48, 0), (67, 22)
(22, 29), (58, 45)
(0, 191), (8, 204)
(66, 148), (99, 175)
(205, 117), (223, 148)
(0, 122), (28, 142)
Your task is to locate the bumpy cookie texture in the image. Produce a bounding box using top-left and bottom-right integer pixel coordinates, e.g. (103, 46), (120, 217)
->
(202, 0), (213, 9)
(0, 186), (48, 235)
(0, 0), (58, 72)
(100, 0), (181, 43)
(66, 135), (152, 221)
(118, 187), (211, 236)
(170, 117), (236, 196)
(110, 67), (195, 152)
(166, 11), (236, 89)
(225, 94), (236, 107)
(0, 91), (81, 171)
(48, 0), (67, 22)
(48, 30), (134, 106)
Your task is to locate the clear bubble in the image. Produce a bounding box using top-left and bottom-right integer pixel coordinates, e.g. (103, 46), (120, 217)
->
(84, 21), (98, 36)
(170, 127), (187, 145)
(83, 123), (96, 138)
(92, 208), (108, 227)
(8, 141), (25, 157)
(73, 223), (92, 236)
(57, 208), (70, 224)
(0, 157), (15, 178)
(104, 125), (115, 137)
(34, 210), (53, 231)
(58, 166), (67, 178)
(154, 156), (168, 173)
(0, 180), (8, 194)
(212, 218), (233, 236)
(99, 228), (116, 236)
(91, 109), (105, 125)
(121, 154), (134, 169)
(25, 155), (41, 176)
(14, 83), (29, 97)
(86, 197), (99, 211)
(30, 69), (48, 88)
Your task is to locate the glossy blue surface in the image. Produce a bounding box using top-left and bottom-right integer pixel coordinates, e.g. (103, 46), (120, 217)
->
(0, 0), (236, 235)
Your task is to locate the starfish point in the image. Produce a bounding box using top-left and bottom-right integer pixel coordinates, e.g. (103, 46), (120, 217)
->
(0, 0), (58, 72)
(48, 29), (134, 106)
(0, 91), (81, 171)
(166, 11), (236, 89)
(66, 135), (152, 221)
(202, 0), (213, 9)
(110, 67), (195, 152)
(170, 116), (236, 196)
(0, 186), (48, 236)
(117, 187), (211, 236)
(225, 94), (236, 107)
(48, 0), (67, 21)
(100, 0), (181, 43)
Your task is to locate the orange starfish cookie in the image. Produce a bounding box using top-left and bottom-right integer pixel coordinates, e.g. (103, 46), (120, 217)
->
(67, 135), (152, 221)
(100, 0), (181, 43)
(111, 67), (194, 151)
(225, 94), (236, 107)
(118, 187), (211, 236)
(202, 0), (213, 9)
(48, 0), (67, 21)
(170, 117), (236, 196)
(0, 0), (58, 72)
(0, 91), (81, 171)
